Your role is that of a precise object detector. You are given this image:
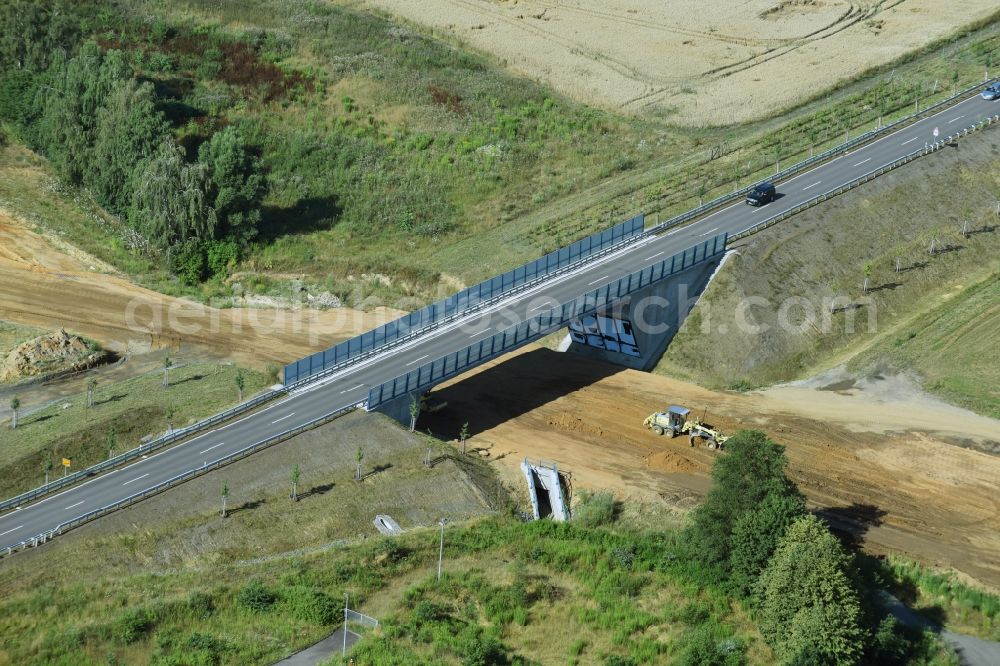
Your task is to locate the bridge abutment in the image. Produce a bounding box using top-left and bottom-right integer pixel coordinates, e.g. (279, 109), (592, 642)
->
(373, 390), (425, 428)
(564, 255), (723, 371)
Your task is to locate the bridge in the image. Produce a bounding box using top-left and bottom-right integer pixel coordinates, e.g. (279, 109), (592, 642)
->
(2, 80), (999, 554)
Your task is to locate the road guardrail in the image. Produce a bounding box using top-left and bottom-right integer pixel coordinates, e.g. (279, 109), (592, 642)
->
(731, 113), (1000, 241)
(2, 401), (358, 558)
(643, 77), (999, 236)
(0, 388), (285, 515)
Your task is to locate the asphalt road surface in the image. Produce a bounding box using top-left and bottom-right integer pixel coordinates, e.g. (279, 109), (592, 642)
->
(2, 88), (998, 552)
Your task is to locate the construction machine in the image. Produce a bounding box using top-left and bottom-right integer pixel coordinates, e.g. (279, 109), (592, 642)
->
(643, 405), (729, 450)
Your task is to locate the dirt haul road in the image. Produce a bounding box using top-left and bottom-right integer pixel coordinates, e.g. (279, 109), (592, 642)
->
(423, 346), (1000, 589)
(0, 213), (402, 366)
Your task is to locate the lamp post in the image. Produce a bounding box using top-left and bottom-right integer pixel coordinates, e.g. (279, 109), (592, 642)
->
(437, 518), (448, 581)
(342, 593), (348, 656)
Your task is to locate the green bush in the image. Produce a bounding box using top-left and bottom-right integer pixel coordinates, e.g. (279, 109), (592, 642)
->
(236, 580), (276, 613)
(573, 490), (616, 527)
(462, 635), (507, 666)
(114, 607), (155, 644)
(186, 591), (214, 619)
(677, 624), (746, 666)
(280, 585), (340, 625)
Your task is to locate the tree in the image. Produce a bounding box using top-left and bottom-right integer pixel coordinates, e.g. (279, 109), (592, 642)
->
(87, 78), (167, 214)
(106, 429), (117, 460)
(34, 45), (129, 185)
(355, 446), (364, 481)
(221, 482), (229, 518)
(129, 138), (217, 250)
(164, 405), (176, 433)
(729, 491), (805, 597)
(198, 126), (265, 247)
(408, 396), (420, 433)
(459, 422), (470, 455)
(756, 515), (866, 665)
(684, 430), (803, 578)
(86, 377), (97, 409)
(9, 396), (20, 429)
(235, 369), (245, 403)
(0, 0), (83, 72)
(162, 353), (172, 388)
(291, 464), (300, 501)
(43, 450), (53, 484)
(862, 262), (873, 295)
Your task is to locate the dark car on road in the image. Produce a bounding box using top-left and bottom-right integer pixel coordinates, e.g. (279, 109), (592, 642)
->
(746, 182), (776, 206)
(981, 84), (1000, 100)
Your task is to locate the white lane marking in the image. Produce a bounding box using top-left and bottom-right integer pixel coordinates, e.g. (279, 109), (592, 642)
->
(947, 115), (964, 123)
(853, 158), (871, 167)
(901, 136), (919, 145)
(700, 226), (719, 236)
(529, 303), (554, 312)
(0, 525), (24, 537)
(292, 90), (985, 400)
(340, 384), (364, 394)
(587, 275), (609, 285)
(7, 390), (295, 516)
(645, 251), (665, 260)
(803, 181), (822, 190)
(198, 443), (224, 454)
(122, 473), (150, 486)
(271, 413), (296, 424)
(405, 354), (429, 367)
(65, 501), (84, 510)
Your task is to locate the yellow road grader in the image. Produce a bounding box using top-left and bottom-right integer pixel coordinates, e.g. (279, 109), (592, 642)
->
(643, 405), (729, 450)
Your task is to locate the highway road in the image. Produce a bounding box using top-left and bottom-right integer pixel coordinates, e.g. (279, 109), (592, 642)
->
(2, 88), (998, 553)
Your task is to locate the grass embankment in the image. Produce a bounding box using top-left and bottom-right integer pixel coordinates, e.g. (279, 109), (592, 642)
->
(0, 412), (498, 665)
(850, 275), (1000, 419)
(1, 418), (994, 663)
(657, 134), (1000, 417)
(0, 363), (269, 499)
(4, 3), (1000, 307)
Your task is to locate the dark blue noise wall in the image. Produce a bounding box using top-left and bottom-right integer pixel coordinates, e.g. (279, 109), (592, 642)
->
(366, 233), (728, 409)
(283, 214), (646, 386)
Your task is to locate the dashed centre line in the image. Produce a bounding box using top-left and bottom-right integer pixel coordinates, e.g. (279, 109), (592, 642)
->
(853, 158), (871, 167)
(405, 354), (429, 366)
(122, 473), (150, 486)
(65, 501), (84, 510)
(271, 413), (296, 424)
(901, 136), (918, 145)
(587, 275), (610, 286)
(803, 181), (822, 190)
(198, 443), (224, 454)
(0, 525), (23, 538)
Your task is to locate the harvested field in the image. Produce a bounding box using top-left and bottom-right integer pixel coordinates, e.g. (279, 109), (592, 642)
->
(359, 0), (1000, 124)
(422, 346), (1000, 589)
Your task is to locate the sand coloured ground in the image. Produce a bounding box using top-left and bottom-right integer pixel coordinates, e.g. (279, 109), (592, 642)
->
(423, 346), (1000, 589)
(0, 212), (403, 366)
(357, 0), (1000, 125)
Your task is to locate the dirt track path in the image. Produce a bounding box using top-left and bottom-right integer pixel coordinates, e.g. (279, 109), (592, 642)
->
(0, 214), (401, 366)
(423, 346), (1000, 589)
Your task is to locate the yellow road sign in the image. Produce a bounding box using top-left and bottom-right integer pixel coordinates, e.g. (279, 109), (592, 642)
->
(62, 458), (71, 467)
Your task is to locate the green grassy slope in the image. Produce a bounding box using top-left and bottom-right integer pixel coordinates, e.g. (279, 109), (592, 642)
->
(657, 134), (1000, 419)
(850, 274), (1000, 419)
(4, 3), (1000, 306)
(0, 363), (269, 499)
